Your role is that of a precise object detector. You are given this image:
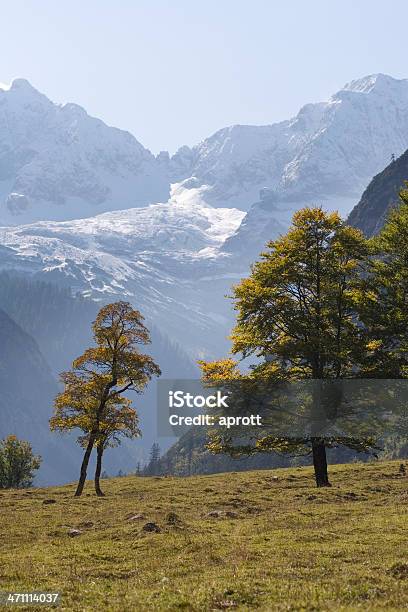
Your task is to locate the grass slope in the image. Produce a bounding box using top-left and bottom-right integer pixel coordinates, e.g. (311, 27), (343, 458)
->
(1, 460), (408, 611)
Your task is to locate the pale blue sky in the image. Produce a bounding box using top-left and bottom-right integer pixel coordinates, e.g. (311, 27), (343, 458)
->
(1, 0), (408, 153)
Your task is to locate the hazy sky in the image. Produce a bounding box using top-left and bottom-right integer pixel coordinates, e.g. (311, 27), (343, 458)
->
(1, 0), (408, 153)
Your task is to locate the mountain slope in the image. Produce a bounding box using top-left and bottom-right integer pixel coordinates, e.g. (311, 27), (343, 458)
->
(0, 307), (78, 485)
(348, 148), (408, 236)
(0, 182), (245, 357)
(2, 73), (408, 227)
(0, 79), (169, 223)
(222, 74), (408, 258)
(1, 74), (408, 360)
(0, 271), (96, 374)
(172, 74), (408, 215)
(0, 274), (198, 477)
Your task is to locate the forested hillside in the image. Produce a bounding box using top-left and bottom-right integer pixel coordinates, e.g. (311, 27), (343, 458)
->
(155, 428), (405, 477)
(0, 272), (197, 378)
(0, 308), (77, 484)
(0, 272), (96, 374)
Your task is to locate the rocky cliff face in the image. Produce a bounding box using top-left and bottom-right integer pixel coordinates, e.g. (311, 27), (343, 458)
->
(348, 148), (408, 236)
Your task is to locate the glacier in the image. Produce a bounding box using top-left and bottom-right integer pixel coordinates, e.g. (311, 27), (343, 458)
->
(0, 182), (245, 357)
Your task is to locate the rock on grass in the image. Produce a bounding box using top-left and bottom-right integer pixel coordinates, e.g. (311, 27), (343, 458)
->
(142, 522), (161, 533)
(68, 529), (82, 537)
(127, 513), (145, 521)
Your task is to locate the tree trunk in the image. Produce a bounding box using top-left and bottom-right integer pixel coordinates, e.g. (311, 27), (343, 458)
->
(94, 445), (105, 497)
(74, 434), (96, 497)
(312, 439), (331, 487)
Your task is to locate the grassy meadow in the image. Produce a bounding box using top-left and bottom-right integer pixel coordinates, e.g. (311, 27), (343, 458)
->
(0, 460), (408, 611)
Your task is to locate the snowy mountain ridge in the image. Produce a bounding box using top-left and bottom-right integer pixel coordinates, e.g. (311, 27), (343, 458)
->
(0, 78), (170, 224)
(2, 73), (408, 225)
(168, 73), (408, 213)
(1, 73), (408, 356)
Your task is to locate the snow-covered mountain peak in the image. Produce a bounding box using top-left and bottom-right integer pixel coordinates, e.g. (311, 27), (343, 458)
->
(341, 73), (408, 95)
(1, 72), (408, 358)
(0, 77), (50, 104)
(0, 79), (170, 224)
(60, 102), (89, 118)
(2, 73), (408, 225)
(10, 77), (38, 91)
(0, 78), (34, 92)
(169, 73), (408, 214)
